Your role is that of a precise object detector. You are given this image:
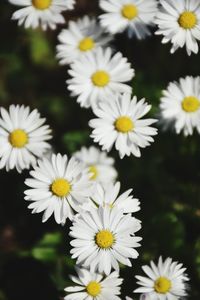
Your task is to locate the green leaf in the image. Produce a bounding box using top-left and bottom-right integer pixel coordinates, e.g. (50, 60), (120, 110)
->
(32, 247), (57, 262)
(28, 30), (55, 66)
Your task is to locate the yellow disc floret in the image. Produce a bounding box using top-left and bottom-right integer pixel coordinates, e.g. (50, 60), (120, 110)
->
(178, 11), (197, 29)
(89, 165), (98, 180)
(91, 71), (110, 87)
(32, 0), (52, 10)
(115, 116), (134, 133)
(9, 129), (28, 148)
(79, 37), (95, 52)
(95, 230), (114, 249)
(51, 178), (71, 197)
(121, 4), (138, 20)
(182, 96), (200, 112)
(86, 281), (101, 297)
(154, 277), (172, 294)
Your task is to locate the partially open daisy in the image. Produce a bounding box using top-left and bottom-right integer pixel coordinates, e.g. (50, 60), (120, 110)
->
(0, 105), (51, 173)
(67, 47), (134, 109)
(89, 93), (157, 159)
(24, 153), (92, 224)
(9, 0), (75, 30)
(155, 0), (200, 55)
(90, 181), (140, 213)
(74, 146), (117, 187)
(99, 0), (158, 38)
(56, 16), (112, 65)
(64, 268), (123, 300)
(134, 256), (189, 299)
(70, 206), (142, 275)
(160, 76), (200, 136)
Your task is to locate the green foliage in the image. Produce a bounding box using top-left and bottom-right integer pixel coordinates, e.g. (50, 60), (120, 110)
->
(62, 130), (90, 152)
(28, 30), (56, 66)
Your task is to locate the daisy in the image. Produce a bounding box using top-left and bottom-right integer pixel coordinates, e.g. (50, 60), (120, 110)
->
(0, 105), (51, 173)
(56, 16), (112, 65)
(134, 256), (189, 300)
(70, 206), (142, 275)
(24, 153), (92, 224)
(64, 267), (123, 300)
(155, 0), (200, 55)
(89, 181), (140, 213)
(73, 146), (117, 187)
(67, 47), (134, 109)
(160, 76), (200, 136)
(89, 93), (158, 159)
(99, 0), (158, 38)
(9, 0), (75, 30)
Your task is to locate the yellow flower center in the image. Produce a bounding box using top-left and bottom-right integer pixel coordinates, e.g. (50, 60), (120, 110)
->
(32, 0), (52, 10)
(182, 96), (200, 112)
(79, 37), (95, 52)
(91, 71), (110, 87)
(86, 281), (101, 297)
(108, 203), (114, 209)
(154, 277), (172, 294)
(178, 11), (197, 29)
(115, 116), (134, 133)
(103, 202), (114, 209)
(9, 129), (28, 148)
(89, 165), (98, 180)
(51, 178), (71, 197)
(95, 230), (114, 249)
(121, 4), (138, 20)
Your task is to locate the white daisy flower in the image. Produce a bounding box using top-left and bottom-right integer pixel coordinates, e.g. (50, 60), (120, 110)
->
(99, 0), (158, 38)
(9, 0), (75, 30)
(155, 0), (200, 55)
(73, 146), (117, 187)
(56, 16), (112, 65)
(89, 93), (158, 159)
(0, 105), (51, 173)
(67, 47), (134, 109)
(134, 256), (189, 300)
(89, 181), (140, 213)
(70, 206), (142, 275)
(64, 268), (123, 300)
(24, 153), (92, 224)
(160, 76), (200, 136)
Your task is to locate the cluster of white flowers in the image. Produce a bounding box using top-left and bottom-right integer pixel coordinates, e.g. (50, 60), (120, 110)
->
(4, 0), (196, 299)
(9, 0), (200, 55)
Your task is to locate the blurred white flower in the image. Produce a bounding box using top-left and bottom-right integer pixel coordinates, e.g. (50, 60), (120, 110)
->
(73, 146), (117, 187)
(99, 0), (158, 38)
(155, 0), (200, 55)
(160, 76), (200, 136)
(56, 16), (112, 65)
(9, 0), (75, 30)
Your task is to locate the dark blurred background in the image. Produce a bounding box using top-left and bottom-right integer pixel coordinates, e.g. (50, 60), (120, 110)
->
(0, 0), (200, 299)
